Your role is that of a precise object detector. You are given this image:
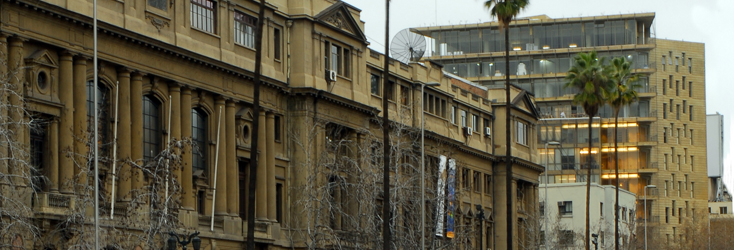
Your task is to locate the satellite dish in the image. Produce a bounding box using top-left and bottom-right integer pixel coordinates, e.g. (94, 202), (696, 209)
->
(390, 28), (426, 64)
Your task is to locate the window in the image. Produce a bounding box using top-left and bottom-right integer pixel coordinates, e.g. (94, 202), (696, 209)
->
(197, 190), (206, 215)
(664, 154), (668, 169)
(688, 58), (692, 73)
(148, 0), (167, 11)
(663, 103), (667, 119)
(664, 180), (668, 196)
(673, 200), (676, 216)
(471, 114), (478, 132)
(274, 115), (282, 142)
(676, 105), (680, 120)
(143, 96), (161, 162)
(30, 124), (46, 192)
(386, 81), (395, 101)
(450, 106), (456, 124)
(192, 109), (208, 172)
(462, 168), (470, 190)
(666, 207), (669, 223)
(689, 106), (693, 121)
(370, 74), (380, 96)
(691, 182), (695, 198)
(689, 82), (692, 97)
(676, 80), (679, 96)
(460, 110), (467, 127)
(682, 53), (686, 65)
(473, 171), (481, 192)
(191, 0), (216, 33)
(662, 56), (666, 71)
(600, 202), (604, 216)
(400, 85), (410, 105)
(670, 99), (673, 112)
(273, 28), (281, 60)
(234, 12), (256, 48)
(683, 101), (687, 113)
(276, 183), (283, 222)
(516, 120), (528, 145)
(87, 80), (110, 158)
(559, 201), (573, 215)
(682, 76), (686, 89)
(325, 42), (351, 77)
(423, 92), (446, 117)
(662, 79), (666, 95)
(484, 118), (490, 135)
(484, 174), (492, 194)
(675, 56), (679, 72)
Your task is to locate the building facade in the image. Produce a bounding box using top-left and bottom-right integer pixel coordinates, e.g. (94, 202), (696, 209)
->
(415, 13), (708, 247)
(539, 183), (637, 249)
(0, 0), (543, 249)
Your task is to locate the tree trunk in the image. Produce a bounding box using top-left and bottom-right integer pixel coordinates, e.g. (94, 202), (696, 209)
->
(504, 24), (514, 250)
(246, 0), (266, 249)
(614, 108), (620, 250)
(585, 114), (592, 250)
(382, 1), (392, 249)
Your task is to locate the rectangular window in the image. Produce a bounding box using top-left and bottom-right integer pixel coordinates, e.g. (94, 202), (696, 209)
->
(670, 99), (673, 112)
(386, 81), (395, 101)
(471, 114), (478, 132)
(484, 118), (490, 135)
(689, 106), (693, 121)
(662, 55), (666, 70)
(675, 56), (679, 72)
(559, 201), (573, 215)
(600, 202), (604, 216)
(462, 168), (470, 190)
(276, 183), (283, 222)
(516, 120), (528, 145)
(370, 74), (380, 96)
(664, 154), (668, 169)
(669, 75), (674, 88)
(460, 110), (467, 127)
(148, 0), (167, 11)
(683, 101), (687, 113)
(143, 96), (161, 162)
(676, 105), (680, 120)
(343, 48), (350, 77)
(274, 28), (281, 60)
(682, 53), (686, 65)
(400, 85), (410, 105)
(676, 80), (679, 96)
(689, 82), (693, 97)
(662, 79), (666, 95)
(663, 103), (667, 119)
(682, 76), (686, 89)
(484, 174), (492, 194)
(198, 190), (206, 215)
(666, 207), (669, 223)
(274, 115), (282, 142)
(330, 44), (340, 73)
(234, 12), (256, 48)
(191, 0), (216, 33)
(450, 106), (456, 124)
(688, 58), (692, 73)
(673, 200), (677, 215)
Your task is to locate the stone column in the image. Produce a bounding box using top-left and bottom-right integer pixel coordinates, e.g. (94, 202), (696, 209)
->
(214, 97), (228, 215)
(8, 36), (26, 182)
(48, 119), (59, 193)
(169, 83), (182, 184)
(180, 87), (194, 209)
(256, 110), (267, 220)
(226, 100), (237, 215)
(73, 56), (88, 189)
(58, 51), (75, 194)
(266, 112), (276, 221)
(0, 34), (7, 178)
(130, 72), (144, 191)
(117, 68), (132, 200)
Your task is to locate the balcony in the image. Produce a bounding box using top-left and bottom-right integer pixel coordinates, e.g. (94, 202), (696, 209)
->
(33, 192), (75, 216)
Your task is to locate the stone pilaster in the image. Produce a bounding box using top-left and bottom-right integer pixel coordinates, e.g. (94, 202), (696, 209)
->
(169, 83), (182, 185)
(266, 112), (276, 221)
(256, 110), (267, 220)
(225, 100), (237, 215)
(58, 51), (75, 194)
(72, 56), (88, 189)
(214, 97), (228, 216)
(8, 36), (26, 183)
(130, 72), (144, 191)
(180, 87), (194, 209)
(117, 68), (132, 200)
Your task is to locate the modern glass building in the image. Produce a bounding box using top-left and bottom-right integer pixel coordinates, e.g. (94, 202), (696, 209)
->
(415, 13), (707, 247)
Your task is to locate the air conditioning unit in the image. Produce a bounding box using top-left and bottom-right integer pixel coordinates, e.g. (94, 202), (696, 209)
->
(485, 127), (491, 137)
(465, 127), (473, 136)
(326, 70), (337, 82)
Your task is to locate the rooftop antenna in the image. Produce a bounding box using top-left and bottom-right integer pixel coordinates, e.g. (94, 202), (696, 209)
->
(391, 28), (427, 64)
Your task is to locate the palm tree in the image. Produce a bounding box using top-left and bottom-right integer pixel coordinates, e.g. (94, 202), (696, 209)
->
(604, 57), (640, 250)
(483, 1), (528, 249)
(564, 51), (610, 250)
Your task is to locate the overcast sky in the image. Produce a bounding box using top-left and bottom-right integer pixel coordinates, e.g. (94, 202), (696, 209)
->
(343, 0), (734, 189)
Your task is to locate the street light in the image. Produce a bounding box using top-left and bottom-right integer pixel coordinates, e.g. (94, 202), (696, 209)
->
(476, 205), (486, 250)
(544, 141), (560, 250)
(421, 81), (440, 250)
(168, 231), (201, 250)
(644, 184), (657, 250)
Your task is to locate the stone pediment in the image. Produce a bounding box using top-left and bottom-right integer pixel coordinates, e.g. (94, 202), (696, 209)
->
(25, 49), (58, 69)
(315, 2), (367, 44)
(511, 90), (540, 118)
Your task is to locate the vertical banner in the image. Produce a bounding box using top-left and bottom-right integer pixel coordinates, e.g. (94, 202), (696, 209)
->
(446, 159), (456, 238)
(435, 155), (447, 237)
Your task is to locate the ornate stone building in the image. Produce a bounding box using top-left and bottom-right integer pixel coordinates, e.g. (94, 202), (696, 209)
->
(0, 0), (542, 249)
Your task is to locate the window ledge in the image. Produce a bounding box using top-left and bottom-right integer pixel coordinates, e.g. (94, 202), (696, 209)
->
(191, 27), (221, 39)
(235, 43), (257, 52)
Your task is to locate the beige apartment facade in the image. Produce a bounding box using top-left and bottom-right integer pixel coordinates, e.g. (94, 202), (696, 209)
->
(416, 13), (708, 248)
(0, 0), (543, 249)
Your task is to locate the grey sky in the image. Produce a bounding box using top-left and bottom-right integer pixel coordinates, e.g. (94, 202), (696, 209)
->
(343, 0), (734, 188)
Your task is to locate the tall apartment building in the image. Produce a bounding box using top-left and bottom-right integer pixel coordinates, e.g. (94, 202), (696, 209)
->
(0, 0), (544, 249)
(415, 13), (708, 247)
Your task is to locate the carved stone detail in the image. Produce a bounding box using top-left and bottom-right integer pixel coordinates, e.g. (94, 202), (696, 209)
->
(324, 11), (353, 33)
(145, 14), (170, 32)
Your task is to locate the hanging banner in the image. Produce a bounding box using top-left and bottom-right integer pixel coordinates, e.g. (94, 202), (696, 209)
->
(446, 158), (456, 238)
(435, 155), (447, 237)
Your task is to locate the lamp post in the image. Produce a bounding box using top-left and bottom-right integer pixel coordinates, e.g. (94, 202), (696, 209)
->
(168, 231), (201, 250)
(544, 141), (560, 250)
(644, 185), (656, 250)
(476, 205), (485, 250)
(421, 82), (440, 250)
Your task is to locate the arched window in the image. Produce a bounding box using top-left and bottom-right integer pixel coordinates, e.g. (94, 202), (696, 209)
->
(143, 95), (161, 162)
(192, 109), (207, 172)
(86, 80), (110, 159)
